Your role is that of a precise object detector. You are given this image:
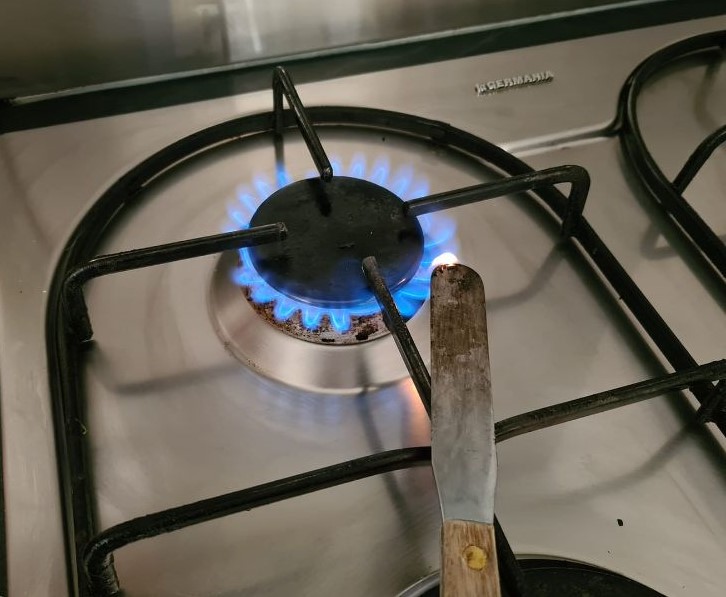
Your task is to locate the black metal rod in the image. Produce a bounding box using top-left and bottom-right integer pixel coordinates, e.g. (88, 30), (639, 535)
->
(618, 31), (726, 278)
(494, 515), (529, 597)
(84, 447), (432, 595)
(63, 223), (286, 342)
(273, 66), (333, 181)
(697, 380), (726, 424)
(82, 361), (726, 596)
(672, 124), (726, 193)
(495, 360), (726, 442)
(361, 256), (432, 415)
(405, 165), (589, 238)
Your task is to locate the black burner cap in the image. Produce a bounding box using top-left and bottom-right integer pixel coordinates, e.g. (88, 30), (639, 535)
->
(248, 176), (424, 307)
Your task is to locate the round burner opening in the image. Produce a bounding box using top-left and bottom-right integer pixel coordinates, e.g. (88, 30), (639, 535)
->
(248, 176), (424, 307)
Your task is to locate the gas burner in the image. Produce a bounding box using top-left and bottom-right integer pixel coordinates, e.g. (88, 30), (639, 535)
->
(240, 174), (422, 344)
(224, 157), (457, 345)
(209, 157), (457, 390)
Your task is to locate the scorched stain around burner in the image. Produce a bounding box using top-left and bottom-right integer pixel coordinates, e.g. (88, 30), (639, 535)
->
(240, 284), (389, 345)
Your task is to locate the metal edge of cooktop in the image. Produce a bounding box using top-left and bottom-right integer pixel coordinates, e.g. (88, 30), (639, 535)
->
(1, 0), (725, 133)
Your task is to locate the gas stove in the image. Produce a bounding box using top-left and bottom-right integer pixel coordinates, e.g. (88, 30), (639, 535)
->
(0, 14), (724, 597)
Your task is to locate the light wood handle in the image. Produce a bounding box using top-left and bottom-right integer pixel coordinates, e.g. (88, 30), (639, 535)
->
(441, 519), (500, 597)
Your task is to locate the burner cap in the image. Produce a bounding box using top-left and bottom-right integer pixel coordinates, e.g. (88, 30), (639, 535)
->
(247, 176), (424, 307)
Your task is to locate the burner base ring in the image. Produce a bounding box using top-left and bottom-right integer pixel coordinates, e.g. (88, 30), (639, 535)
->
(209, 250), (431, 392)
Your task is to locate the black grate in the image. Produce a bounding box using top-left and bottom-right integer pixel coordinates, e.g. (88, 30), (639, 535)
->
(618, 30), (726, 281)
(46, 66), (726, 597)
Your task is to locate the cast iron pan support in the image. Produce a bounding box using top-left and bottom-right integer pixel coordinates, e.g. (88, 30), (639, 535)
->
(46, 67), (725, 596)
(617, 31), (726, 279)
(62, 224), (287, 343)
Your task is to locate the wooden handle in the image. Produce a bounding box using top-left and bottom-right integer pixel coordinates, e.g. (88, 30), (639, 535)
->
(441, 519), (500, 597)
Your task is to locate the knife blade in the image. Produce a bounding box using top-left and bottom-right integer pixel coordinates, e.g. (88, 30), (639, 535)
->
(430, 263), (500, 597)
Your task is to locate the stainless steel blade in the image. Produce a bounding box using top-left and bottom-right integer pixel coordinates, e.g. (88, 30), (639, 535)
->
(430, 263), (496, 524)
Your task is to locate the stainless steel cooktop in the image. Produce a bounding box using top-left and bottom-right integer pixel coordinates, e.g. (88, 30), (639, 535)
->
(0, 15), (724, 597)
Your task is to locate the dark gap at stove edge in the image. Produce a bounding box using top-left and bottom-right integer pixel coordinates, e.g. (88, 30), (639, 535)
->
(3, 1), (725, 133)
(45, 65), (726, 597)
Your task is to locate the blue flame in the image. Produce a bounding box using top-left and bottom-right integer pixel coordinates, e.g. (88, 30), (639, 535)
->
(226, 154), (458, 334)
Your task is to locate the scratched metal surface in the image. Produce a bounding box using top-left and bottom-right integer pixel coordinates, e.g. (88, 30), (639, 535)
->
(0, 16), (724, 596)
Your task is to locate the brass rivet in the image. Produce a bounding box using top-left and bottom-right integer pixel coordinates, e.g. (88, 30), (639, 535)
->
(463, 545), (487, 570)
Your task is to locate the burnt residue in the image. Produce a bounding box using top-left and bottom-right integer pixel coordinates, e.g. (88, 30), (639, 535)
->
(240, 286), (390, 345)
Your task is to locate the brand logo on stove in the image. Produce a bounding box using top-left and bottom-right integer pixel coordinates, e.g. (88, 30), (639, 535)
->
(475, 70), (554, 96)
